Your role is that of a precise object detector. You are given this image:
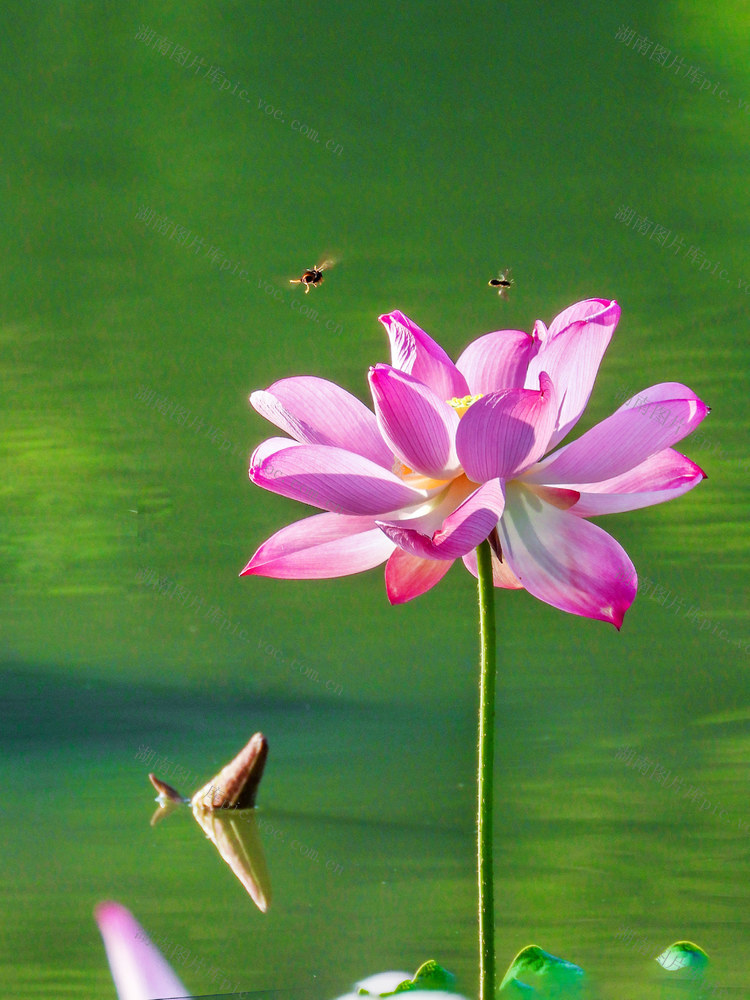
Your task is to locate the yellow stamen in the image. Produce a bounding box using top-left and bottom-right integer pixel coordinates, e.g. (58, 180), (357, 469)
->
(447, 393), (484, 417)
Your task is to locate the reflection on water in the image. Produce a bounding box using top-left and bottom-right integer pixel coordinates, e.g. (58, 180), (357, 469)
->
(3, 664), (749, 998)
(149, 733), (272, 909)
(190, 808), (271, 913)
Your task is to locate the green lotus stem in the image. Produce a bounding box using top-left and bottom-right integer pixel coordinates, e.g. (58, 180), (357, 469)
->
(476, 538), (496, 1000)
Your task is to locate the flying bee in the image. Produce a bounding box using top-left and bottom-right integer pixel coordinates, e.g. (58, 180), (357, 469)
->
(488, 269), (513, 299)
(290, 259), (336, 293)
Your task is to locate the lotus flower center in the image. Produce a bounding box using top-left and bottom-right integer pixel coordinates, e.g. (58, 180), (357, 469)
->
(391, 458), (449, 492)
(447, 393), (484, 417)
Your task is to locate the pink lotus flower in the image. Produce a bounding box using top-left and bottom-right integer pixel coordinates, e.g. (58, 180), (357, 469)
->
(242, 300), (707, 627)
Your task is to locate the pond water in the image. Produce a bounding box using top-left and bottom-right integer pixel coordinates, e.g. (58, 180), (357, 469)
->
(2, 2), (748, 998)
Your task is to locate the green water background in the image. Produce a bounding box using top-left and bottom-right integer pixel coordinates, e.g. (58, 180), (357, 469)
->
(1, 1), (748, 997)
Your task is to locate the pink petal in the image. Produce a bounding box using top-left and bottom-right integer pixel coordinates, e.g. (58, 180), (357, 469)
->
(457, 372), (557, 481)
(368, 365), (460, 479)
(461, 547), (524, 589)
(498, 482), (637, 628)
(95, 901), (189, 1000)
(526, 299), (620, 449)
(569, 449), (706, 516)
(456, 329), (539, 394)
(532, 319), (549, 345)
(378, 475), (477, 533)
(251, 377), (393, 468)
(251, 436), (303, 465)
(250, 443), (426, 515)
(546, 297), (619, 340)
(378, 480), (505, 560)
(385, 547), (453, 603)
(525, 485), (581, 510)
(379, 310), (469, 400)
(240, 512), (395, 578)
(524, 383), (709, 486)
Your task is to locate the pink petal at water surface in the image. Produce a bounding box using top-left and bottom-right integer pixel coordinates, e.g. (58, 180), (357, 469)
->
(95, 901), (189, 1000)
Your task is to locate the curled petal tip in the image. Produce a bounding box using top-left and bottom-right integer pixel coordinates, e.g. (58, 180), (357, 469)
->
(377, 309), (401, 324)
(94, 900), (118, 921)
(598, 601), (629, 630)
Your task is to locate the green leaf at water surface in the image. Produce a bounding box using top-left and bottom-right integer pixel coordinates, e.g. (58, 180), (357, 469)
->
(388, 961), (457, 994)
(499, 977), (536, 994)
(499, 945), (584, 995)
(656, 940), (709, 972)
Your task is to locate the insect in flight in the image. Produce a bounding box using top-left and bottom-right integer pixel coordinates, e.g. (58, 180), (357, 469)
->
(488, 269), (513, 299)
(290, 259), (336, 293)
